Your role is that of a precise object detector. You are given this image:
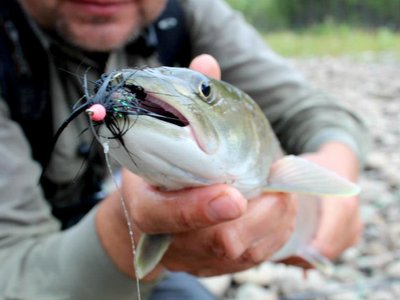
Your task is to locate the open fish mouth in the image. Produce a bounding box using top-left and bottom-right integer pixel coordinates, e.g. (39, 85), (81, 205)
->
(136, 93), (189, 127)
(90, 70), (213, 154)
(107, 85), (190, 127)
(107, 84), (211, 153)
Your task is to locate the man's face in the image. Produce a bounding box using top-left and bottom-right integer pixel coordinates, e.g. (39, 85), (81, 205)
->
(18, 0), (166, 51)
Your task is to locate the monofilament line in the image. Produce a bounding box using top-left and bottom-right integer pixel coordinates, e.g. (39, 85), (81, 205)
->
(102, 141), (142, 300)
(89, 119), (142, 300)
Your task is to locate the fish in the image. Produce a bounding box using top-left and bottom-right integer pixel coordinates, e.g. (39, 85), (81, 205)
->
(86, 67), (360, 279)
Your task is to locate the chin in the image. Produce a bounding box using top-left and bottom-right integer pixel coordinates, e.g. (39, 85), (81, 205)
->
(58, 21), (140, 52)
(70, 35), (134, 52)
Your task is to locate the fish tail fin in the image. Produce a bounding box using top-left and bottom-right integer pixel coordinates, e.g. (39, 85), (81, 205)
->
(135, 233), (172, 279)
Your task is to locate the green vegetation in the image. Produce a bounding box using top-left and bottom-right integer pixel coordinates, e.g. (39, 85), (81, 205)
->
(226, 0), (400, 58)
(264, 24), (400, 58)
(226, 0), (400, 32)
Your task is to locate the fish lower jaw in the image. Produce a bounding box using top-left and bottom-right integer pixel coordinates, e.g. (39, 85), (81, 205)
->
(126, 113), (218, 155)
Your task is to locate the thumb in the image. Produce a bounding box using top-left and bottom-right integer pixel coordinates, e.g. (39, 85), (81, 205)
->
(123, 171), (246, 234)
(189, 54), (221, 80)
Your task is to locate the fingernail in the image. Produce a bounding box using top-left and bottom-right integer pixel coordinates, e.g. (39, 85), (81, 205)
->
(208, 193), (242, 221)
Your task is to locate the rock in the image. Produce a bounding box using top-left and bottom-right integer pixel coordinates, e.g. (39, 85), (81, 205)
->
(366, 290), (395, 300)
(277, 266), (311, 294)
(340, 247), (361, 264)
(360, 204), (379, 221)
(384, 167), (400, 188)
(235, 283), (278, 300)
(357, 253), (394, 270)
(388, 224), (400, 248)
(359, 178), (389, 207)
(390, 283), (400, 298)
(305, 269), (328, 290)
(361, 241), (391, 257)
(332, 265), (364, 281)
(366, 152), (389, 170)
(233, 262), (281, 286)
(199, 275), (232, 298)
(385, 260), (400, 278)
(327, 291), (362, 300)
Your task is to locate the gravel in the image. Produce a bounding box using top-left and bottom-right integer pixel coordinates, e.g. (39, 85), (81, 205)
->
(204, 55), (400, 300)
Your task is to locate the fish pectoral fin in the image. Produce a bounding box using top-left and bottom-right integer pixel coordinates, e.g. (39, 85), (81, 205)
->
(135, 233), (172, 279)
(263, 155), (360, 197)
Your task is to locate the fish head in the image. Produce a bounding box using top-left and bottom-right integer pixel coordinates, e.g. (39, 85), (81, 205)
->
(121, 67), (221, 155)
(96, 67), (276, 191)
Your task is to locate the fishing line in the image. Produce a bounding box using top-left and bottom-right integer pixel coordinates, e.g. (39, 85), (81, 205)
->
(88, 117), (142, 300)
(39, 102), (90, 181)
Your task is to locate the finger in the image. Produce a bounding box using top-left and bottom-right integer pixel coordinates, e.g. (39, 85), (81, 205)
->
(239, 225), (294, 265)
(162, 194), (295, 276)
(311, 196), (362, 259)
(189, 54), (221, 80)
(193, 193), (296, 260)
(122, 170), (247, 234)
(208, 192), (296, 260)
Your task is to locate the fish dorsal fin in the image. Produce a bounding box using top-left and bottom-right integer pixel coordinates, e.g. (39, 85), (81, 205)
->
(264, 155), (360, 197)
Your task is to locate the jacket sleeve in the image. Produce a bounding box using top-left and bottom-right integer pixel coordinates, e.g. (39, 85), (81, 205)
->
(0, 99), (155, 299)
(181, 0), (368, 160)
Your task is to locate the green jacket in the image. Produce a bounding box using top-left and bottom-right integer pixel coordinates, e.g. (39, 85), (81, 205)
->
(0, 0), (367, 299)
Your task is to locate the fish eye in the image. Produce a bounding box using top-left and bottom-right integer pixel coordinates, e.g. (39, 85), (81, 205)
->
(198, 81), (212, 99)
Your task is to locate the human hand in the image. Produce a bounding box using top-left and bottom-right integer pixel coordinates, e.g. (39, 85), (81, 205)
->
(306, 142), (363, 260)
(123, 170), (296, 277)
(304, 142), (363, 260)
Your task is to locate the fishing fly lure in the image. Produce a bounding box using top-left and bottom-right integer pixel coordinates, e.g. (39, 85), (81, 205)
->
(54, 70), (176, 143)
(49, 69), (182, 161)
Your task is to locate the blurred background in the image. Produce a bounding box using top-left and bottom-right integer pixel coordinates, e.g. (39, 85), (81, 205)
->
(227, 0), (400, 58)
(216, 1), (400, 299)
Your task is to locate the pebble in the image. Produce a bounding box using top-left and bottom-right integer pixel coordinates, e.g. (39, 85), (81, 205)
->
(385, 260), (400, 278)
(390, 283), (400, 298)
(366, 152), (389, 170)
(199, 275), (232, 298)
(367, 290), (395, 300)
(388, 224), (400, 248)
(235, 283), (278, 300)
(327, 291), (362, 300)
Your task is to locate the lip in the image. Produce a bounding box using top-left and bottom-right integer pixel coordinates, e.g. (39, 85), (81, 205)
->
(67, 0), (130, 17)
